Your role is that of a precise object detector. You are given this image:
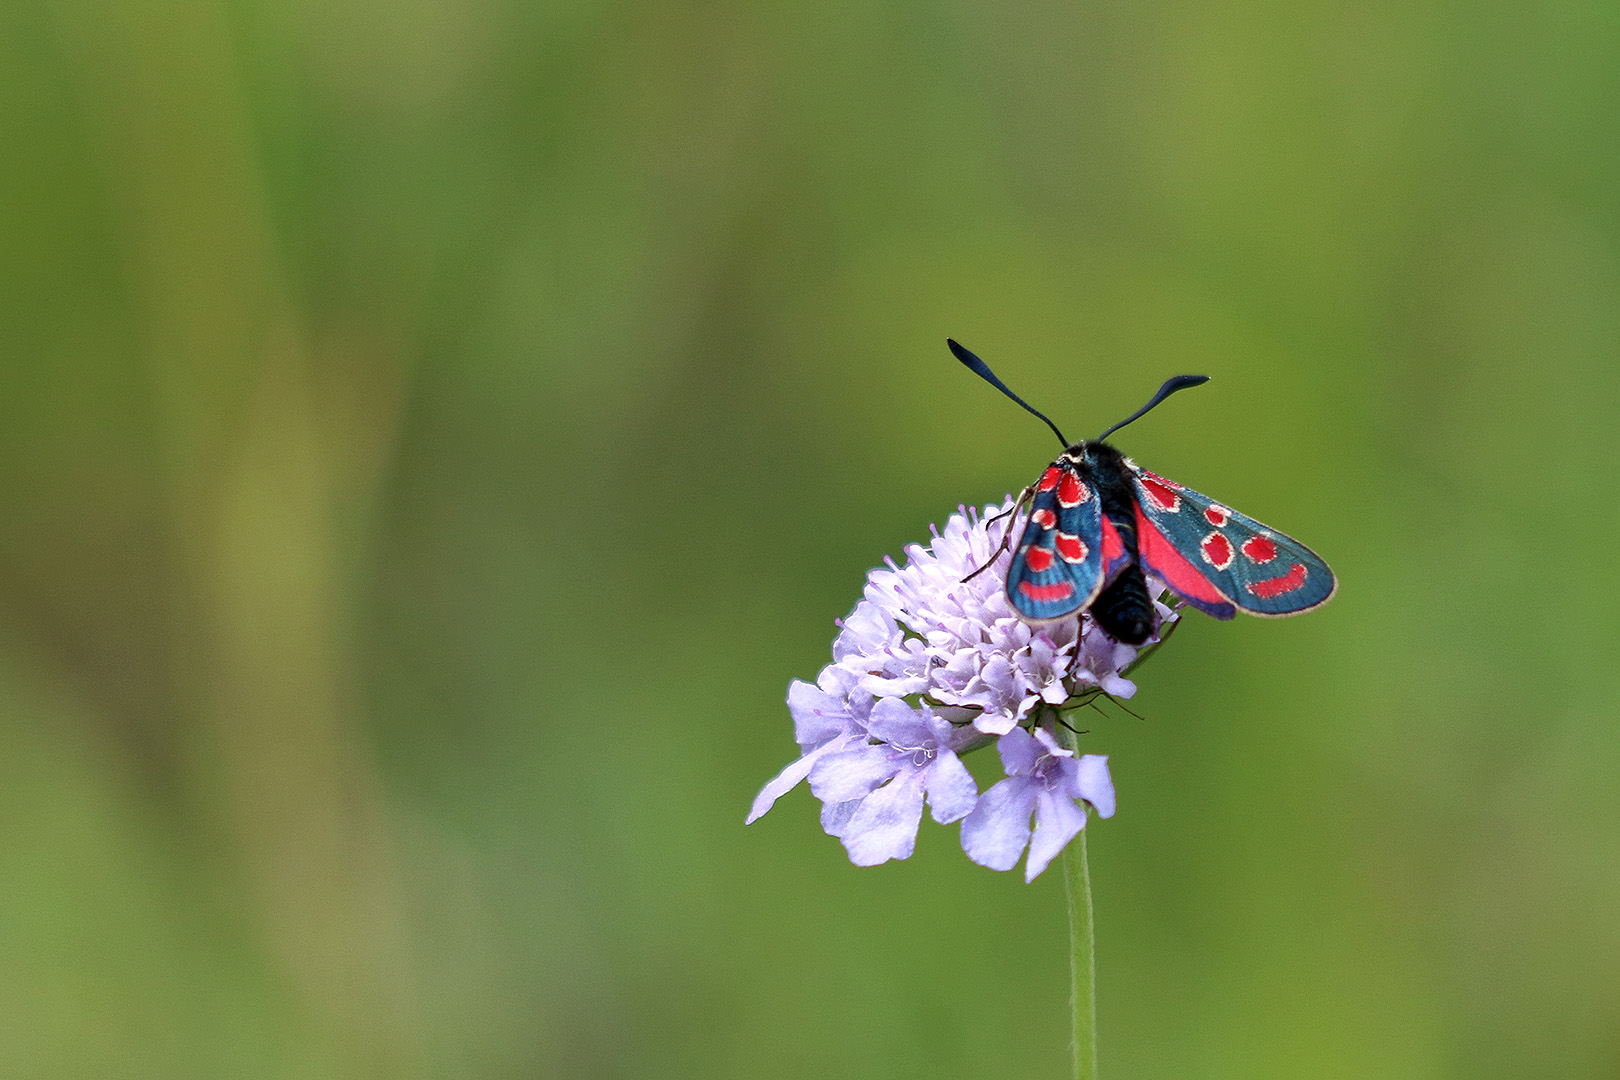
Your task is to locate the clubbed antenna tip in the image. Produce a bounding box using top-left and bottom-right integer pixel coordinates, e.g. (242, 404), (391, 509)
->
(1096, 374), (1209, 441)
(947, 338), (1068, 447)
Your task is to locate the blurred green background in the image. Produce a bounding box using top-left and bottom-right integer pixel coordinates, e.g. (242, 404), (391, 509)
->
(3, 0), (1619, 1076)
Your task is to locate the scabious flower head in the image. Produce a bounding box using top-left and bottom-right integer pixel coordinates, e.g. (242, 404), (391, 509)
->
(750, 497), (1178, 879)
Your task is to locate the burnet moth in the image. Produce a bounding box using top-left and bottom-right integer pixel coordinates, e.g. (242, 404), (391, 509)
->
(950, 339), (1336, 644)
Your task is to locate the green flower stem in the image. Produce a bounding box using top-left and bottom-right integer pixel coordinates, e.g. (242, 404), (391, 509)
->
(1056, 701), (1097, 1080)
(1064, 825), (1097, 1080)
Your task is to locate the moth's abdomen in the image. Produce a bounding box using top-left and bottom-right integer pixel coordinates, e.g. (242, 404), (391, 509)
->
(1091, 567), (1155, 646)
(1085, 451), (1155, 645)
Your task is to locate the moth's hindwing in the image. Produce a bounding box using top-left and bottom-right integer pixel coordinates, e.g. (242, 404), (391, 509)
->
(1006, 462), (1106, 622)
(1131, 468), (1336, 617)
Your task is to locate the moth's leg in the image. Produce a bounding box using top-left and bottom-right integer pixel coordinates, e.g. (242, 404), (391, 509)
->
(962, 486), (1032, 583)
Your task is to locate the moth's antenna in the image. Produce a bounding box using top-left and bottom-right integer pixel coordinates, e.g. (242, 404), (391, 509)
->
(948, 339), (1068, 447)
(1096, 375), (1209, 441)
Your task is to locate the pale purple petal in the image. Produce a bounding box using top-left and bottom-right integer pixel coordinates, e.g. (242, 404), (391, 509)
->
(852, 635), (934, 697)
(746, 753), (818, 824)
(820, 798), (861, 837)
(841, 772), (926, 865)
(961, 727), (1105, 878)
(960, 776), (1038, 871)
(996, 726), (1043, 776)
(935, 646), (1027, 732)
(1023, 631), (1077, 707)
(970, 711), (1021, 737)
(974, 654), (1024, 709)
(1024, 789), (1088, 881)
(814, 663), (862, 699)
(832, 601), (897, 662)
(923, 750), (978, 824)
(862, 568), (906, 617)
(858, 671), (932, 697)
(1073, 754), (1116, 818)
(787, 679), (855, 745)
(1030, 725), (1071, 760)
(864, 697), (933, 747)
(925, 650), (983, 706)
(1073, 631), (1141, 699)
(808, 744), (895, 803)
(747, 732), (863, 824)
(1099, 672), (1137, 698)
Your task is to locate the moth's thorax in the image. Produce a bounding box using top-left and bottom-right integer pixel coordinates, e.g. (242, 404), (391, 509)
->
(1059, 439), (1126, 469)
(1055, 440), (1137, 517)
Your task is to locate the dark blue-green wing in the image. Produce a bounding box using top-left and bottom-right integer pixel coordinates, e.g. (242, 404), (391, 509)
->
(1130, 466), (1336, 617)
(1006, 462), (1108, 623)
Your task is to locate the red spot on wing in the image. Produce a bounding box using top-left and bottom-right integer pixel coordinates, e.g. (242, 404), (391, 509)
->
(1142, 470), (1182, 489)
(1099, 515), (1126, 569)
(1031, 508), (1057, 529)
(1055, 532), (1088, 563)
(1241, 535), (1277, 564)
(1140, 475), (1181, 512)
(1204, 505), (1230, 527)
(1247, 562), (1309, 599)
(1023, 545), (1055, 573)
(1037, 466), (1062, 492)
(1135, 503), (1233, 614)
(1057, 471), (1088, 507)
(1200, 532), (1234, 570)
(1018, 580), (1075, 603)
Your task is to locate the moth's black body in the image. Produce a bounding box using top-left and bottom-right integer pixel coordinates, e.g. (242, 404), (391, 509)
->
(1071, 441), (1157, 645)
